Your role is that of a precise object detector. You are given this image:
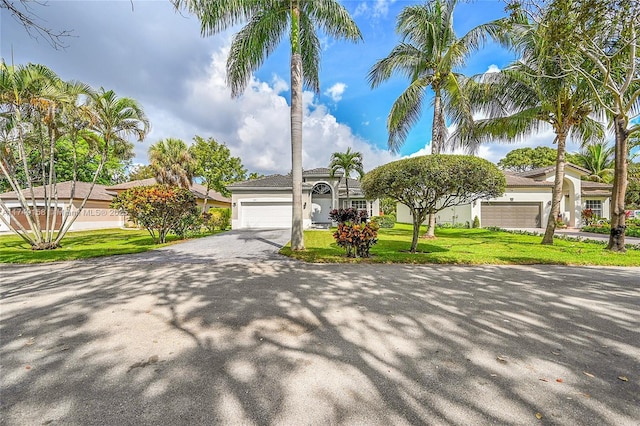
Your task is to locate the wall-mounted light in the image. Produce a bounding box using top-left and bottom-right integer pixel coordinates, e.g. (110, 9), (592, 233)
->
(303, 202), (307, 209)
(510, 197), (514, 202)
(232, 202), (236, 207)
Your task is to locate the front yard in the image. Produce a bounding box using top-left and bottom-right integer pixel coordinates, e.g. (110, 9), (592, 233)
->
(0, 229), (220, 264)
(280, 223), (640, 266)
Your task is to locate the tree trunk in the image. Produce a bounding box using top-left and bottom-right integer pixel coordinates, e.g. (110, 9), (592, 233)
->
(542, 134), (567, 245)
(290, 2), (304, 251)
(411, 209), (424, 253)
(607, 114), (628, 252)
(424, 90), (445, 239)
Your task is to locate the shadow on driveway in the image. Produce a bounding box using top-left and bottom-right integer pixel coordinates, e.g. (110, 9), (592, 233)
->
(1, 259), (638, 425)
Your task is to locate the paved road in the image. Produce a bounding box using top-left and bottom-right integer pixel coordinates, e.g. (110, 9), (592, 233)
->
(1, 230), (639, 425)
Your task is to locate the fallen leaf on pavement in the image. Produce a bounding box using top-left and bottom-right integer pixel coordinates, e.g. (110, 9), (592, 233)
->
(535, 413), (543, 420)
(25, 365), (31, 370)
(618, 376), (628, 382)
(583, 372), (595, 378)
(556, 378), (563, 383)
(497, 356), (507, 363)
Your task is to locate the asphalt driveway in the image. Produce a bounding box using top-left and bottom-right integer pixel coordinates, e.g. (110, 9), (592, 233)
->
(1, 231), (638, 425)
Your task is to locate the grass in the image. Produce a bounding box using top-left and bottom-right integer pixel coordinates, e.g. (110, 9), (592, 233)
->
(0, 228), (221, 264)
(280, 223), (640, 266)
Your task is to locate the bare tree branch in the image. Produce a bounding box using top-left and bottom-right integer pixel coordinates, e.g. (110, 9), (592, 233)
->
(1, 0), (73, 49)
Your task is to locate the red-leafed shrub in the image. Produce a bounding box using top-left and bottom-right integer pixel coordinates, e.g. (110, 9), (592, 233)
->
(329, 208), (378, 258)
(111, 184), (198, 243)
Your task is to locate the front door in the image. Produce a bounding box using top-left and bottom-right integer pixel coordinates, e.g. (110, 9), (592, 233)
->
(312, 197), (332, 223)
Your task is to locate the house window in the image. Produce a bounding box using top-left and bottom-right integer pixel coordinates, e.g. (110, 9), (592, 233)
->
(351, 200), (367, 210)
(585, 200), (602, 218)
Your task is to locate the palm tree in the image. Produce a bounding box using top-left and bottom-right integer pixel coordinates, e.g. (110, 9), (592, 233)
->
(329, 147), (364, 204)
(451, 21), (603, 244)
(368, 0), (506, 238)
(576, 142), (614, 183)
(148, 138), (195, 188)
(172, 0), (362, 251)
(53, 88), (149, 243)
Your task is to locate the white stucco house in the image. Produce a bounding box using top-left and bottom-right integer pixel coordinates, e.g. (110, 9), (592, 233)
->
(397, 164), (612, 229)
(227, 168), (380, 229)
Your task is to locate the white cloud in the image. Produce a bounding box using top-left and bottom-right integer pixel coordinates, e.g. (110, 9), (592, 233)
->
(324, 82), (348, 103)
(486, 64), (501, 73)
(354, 0), (397, 18)
(142, 46), (398, 175)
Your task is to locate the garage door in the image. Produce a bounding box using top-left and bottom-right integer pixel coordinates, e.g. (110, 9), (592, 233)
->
(481, 202), (541, 228)
(240, 201), (292, 229)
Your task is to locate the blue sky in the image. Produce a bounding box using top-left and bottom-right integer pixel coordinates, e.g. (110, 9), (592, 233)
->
(2, 0), (582, 175)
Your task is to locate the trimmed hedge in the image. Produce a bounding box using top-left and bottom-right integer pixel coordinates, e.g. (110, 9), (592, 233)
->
(581, 225), (640, 238)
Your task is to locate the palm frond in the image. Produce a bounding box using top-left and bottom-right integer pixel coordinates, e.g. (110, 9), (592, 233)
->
(227, 7), (288, 97)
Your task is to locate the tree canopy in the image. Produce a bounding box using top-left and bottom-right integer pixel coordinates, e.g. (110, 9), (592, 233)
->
(189, 135), (246, 201)
(362, 155), (505, 252)
(498, 147), (580, 172)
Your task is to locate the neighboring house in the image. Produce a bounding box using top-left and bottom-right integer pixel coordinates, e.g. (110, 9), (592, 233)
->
(0, 179), (232, 234)
(227, 167), (379, 229)
(106, 178), (231, 211)
(397, 164), (612, 228)
(0, 181), (124, 232)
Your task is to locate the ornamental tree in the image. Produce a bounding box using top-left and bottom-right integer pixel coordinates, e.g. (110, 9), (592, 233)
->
(362, 155), (505, 253)
(111, 184), (198, 244)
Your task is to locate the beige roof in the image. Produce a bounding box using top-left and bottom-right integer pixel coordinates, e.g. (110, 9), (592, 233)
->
(504, 172), (554, 187)
(106, 178), (230, 203)
(0, 181), (114, 201)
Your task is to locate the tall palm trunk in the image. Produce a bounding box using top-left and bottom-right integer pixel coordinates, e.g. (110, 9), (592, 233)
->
(424, 89), (445, 239)
(608, 114), (628, 252)
(542, 133), (567, 244)
(290, 1), (304, 250)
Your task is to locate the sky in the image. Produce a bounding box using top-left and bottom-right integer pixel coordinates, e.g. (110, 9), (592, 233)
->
(1, 0), (580, 176)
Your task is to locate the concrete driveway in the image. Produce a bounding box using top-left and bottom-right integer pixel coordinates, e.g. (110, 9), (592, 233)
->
(1, 231), (639, 425)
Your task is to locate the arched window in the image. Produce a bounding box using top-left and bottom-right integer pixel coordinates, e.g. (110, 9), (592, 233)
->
(312, 183), (332, 195)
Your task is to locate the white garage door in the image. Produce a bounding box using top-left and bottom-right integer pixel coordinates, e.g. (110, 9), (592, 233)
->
(240, 201), (292, 229)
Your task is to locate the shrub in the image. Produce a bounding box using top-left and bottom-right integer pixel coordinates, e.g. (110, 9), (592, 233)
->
(582, 225), (640, 238)
(372, 214), (395, 228)
(472, 216), (480, 228)
(582, 208), (595, 226)
(173, 211), (203, 239)
(111, 184), (198, 244)
(329, 208), (378, 258)
(205, 208), (231, 231)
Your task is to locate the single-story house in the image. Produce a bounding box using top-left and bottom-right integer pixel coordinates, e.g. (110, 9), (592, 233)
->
(397, 164), (613, 228)
(227, 167), (380, 229)
(106, 178), (231, 211)
(0, 179), (231, 233)
(0, 181), (124, 232)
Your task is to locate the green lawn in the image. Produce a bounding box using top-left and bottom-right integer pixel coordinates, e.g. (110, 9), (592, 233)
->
(0, 228), (220, 264)
(280, 223), (640, 266)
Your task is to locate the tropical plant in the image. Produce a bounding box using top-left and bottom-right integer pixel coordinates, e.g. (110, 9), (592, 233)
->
(111, 184), (198, 244)
(328, 208), (378, 258)
(172, 0), (362, 251)
(189, 135), (246, 211)
(328, 147), (364, 204)
(148, 138), (195, 189)
(451, 15), (604, 245)
(368, 0), (507, 238)
(0, 63), (147, 249)
(362, 155), (506, 253)
(575, 142), (614, 183)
